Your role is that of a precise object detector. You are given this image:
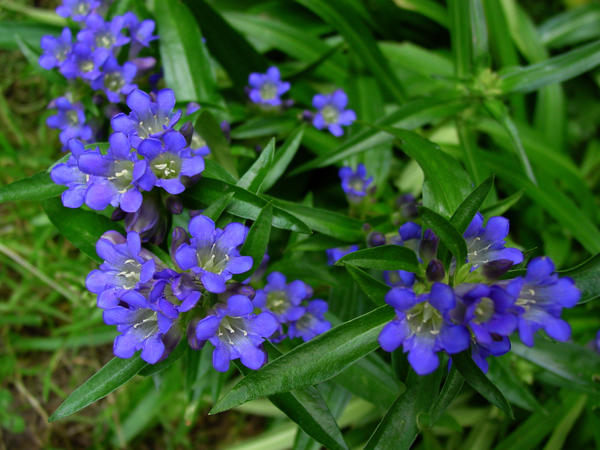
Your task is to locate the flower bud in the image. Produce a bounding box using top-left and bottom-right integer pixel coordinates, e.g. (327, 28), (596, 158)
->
(418, 230), (439, 263)
(179, 122), (194, 146)
(481, 259), (514, 280)
(367, 231), (386, 247)
(426, 259), (445, 282)
(170, 226), (189, 263)
(166, 195), (183, 215)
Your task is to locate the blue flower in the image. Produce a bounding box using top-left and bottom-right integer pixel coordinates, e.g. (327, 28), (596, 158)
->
(123, 193), (168, 244)
(103, 290), (179, 364)
(137, 130), (205, 195)
(175, 215), (253, 293)
(378, 284), (470, 375)
(111, 89), (182, 148)
(453, 283), (517, 372)
(248, 66), (290, 106)
(339, 164), (373, 201)
(504, 257), (580, 346)
(312, 90), (356, 137)
(464, 213), (523, 270)
(195, 295), (279, 371)
(253, 272), (312, 323)
(56, 0), (100, 22)
(383, 270), (415, 288)
(46, 97), (93, 146)
(393, 222), (438, 262)
(85, 231), (158, 308)
(60, 42), (109, 80)
(50, 139), (92, 208)
(123, 12), (158, 49)
(39, 28), (73, 71)
(77, 131), (149, 212)
(77, 13), (130, 52)
(90, 56), (137, 103)
(326, 245), (359, 265)
(288, 299), (331, 342)
(150, 269), (202, 313)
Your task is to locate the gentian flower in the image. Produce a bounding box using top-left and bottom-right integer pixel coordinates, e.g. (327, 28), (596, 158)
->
(378, 284), (470, 375)
(175, 215), (253, 293)
(103, 290), (179, 364)
(339, 164), (373, 201)
(60, 42), (109, 80)
(393, 222), (438, 262)
(247, 66), (290, 106)
(288, 299), (331, 342)
(85, 231), (158, 308)
(137, 130), (205, 195)
(383, 270), (416, 288)
(464, 213), (523, 270)
(77, 131), (149, 212)
(77, 13), (130, 52)
(253, 272), (312, 323)
(150, 269), (202, 313)
(195, 295), (279, 371)
(91, 56), (137, 103)
(326, 245), (359, 265)
(312, 90), (356, 137)
(46, 97), (93, 146)
(111, 89), (182, 147)
(123, 193), (168, 244)
(56, 0), (100, 22)
(504, 257), (580, 346)
(50, 139), (91, 208)
(452, 283), (517, 372)
(123, 12), (158, 50)
(39, 28), (73, 71)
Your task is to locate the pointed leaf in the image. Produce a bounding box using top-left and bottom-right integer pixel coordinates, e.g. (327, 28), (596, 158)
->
(336, 245), (419, 272)
(419, 206), (467, 267)
(233, 203), (272, 281)
(345, 265), (389, 306)
(237, 138), (275, 193)
(0, 171), (64, 204)
(262, 125), (305, 192)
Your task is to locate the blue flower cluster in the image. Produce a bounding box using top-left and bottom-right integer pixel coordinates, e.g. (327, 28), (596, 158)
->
(247, 67), (356, 137)
(40, 1), (157, 146)
(86, 214), (330, 370)
(50, 88), (206, 240)
(328, 166), (580, 375)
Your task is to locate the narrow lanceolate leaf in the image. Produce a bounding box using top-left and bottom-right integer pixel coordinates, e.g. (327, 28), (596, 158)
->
(449, 175), (494, 233)
(50, 356), (147, 421)
(499, 39), (600, 93)
(419, 207), (467, 267)
(261, 125), (305, 192)
(430, 367), (464, 424)
(181, 0), (268, 91)
(382, 127), (472, 218)
(296, 0), (405, 102)
(42, 197), (123, 262)
(452, 351), (513, 418)
(202, 192), (235, 222)
(195, 111), (237, 177)
(0, 172), (64, 204)
(155, 0), (220, 104)
(448, 0), (473, 78)
(345, 265), (389, 306)
(561, 253), (600, 303)
(336, 245), (419, 272)
(138, 340), (188, 377)
(211, 305), (395, 413)
(512, 340), (600, 394)
(233, 204), (272, 282)
(237, 138), (275, 193)
(183, 177), (311, 234)
(234, 360), (348, 450)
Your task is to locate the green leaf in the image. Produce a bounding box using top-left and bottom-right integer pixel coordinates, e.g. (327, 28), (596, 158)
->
(499, 39), (600, 94)
(195, 110), (238, 178)
(448, 0), (472, 78)
(49, 356), (147, 421)
(262, 125), (305, 192)
(202, 192), (235, 222)
(383, 127), (472, 218)
(266, 197), (363, 242)
(292, 97), (468, 175)
(296, 0), (405, 102)
(469, 0), (489, 71)
(154, 0), (220, 104)
(0, 21), (62, 50)
(336, 245), (419, 272)
(393, 0), (448, 27)
(181, 0), (268, 92)
(42, 197), (122, 262)
(419, 207), (467, 267)
(233, 204), (272, 282)
(237, 138), (275, 193)
(539, 4), (600, 48)
(562, 254), (600, 303)
(453, 351), (513, 418)
(430, 366), (464, 424)
(480, 190), (524, 217)
(486, 357), (541, 412)
(230, 116), (297, 140)
(512, 340), (600, 394)
(543, 394), (587, 450)
(182, 178), (311, 234)
(345, 265), (389, 306)
(0, 171), (64, 204)
(450, 175), (494, 233)
(211, 305), (395, 413)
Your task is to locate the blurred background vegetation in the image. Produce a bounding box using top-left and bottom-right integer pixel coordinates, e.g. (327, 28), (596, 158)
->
(1, 0), (600, 448)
